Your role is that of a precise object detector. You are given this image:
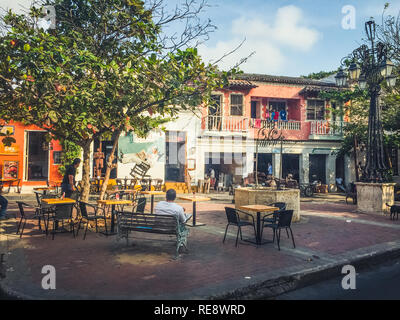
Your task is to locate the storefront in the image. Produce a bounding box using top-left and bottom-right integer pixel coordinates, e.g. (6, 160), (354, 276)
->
(0, 121), (63, 192)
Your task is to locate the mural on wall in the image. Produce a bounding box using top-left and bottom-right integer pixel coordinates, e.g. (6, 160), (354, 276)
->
(118, 131), (165, 167)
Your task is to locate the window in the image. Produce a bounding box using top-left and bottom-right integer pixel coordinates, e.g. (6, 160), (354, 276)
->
(209, 95), (222, 116)
(230, 94), (243, 116)
(53, 151), (62, 165)
(307, 100), (325, 120)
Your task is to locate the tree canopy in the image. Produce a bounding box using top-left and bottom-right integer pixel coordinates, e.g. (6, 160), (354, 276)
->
(0, 0), (239, 200)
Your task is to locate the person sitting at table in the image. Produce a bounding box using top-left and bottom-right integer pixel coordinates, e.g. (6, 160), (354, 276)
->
(155, 189), (192, 226)
(61, 158), (81, 198)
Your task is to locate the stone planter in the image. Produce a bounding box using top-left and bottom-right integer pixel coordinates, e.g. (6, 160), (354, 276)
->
(234, 187), (300, 222)
(355, 182), (396, 215)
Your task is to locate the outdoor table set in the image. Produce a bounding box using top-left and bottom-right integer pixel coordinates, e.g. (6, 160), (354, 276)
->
(97, 199), (132, 235)
(97, 191), (165, 235)
(238, 205), (279, 246)
(23, 183), (213, 240)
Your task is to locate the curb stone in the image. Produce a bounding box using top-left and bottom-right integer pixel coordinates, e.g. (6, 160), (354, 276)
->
(208, 244), (400, 300)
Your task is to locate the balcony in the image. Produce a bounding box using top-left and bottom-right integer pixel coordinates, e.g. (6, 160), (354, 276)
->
(249, 119), (301, 131)
(200, 116), (346, 140)
(202, 115), (248, 133)
(309, 120), (345, 139)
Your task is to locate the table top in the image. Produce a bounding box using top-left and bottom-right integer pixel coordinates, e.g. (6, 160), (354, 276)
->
(108, 189), (137, 194)
(0, 178), (20, 182)
(42, 198), (76, 204)
(239, 205), (279, 213)
(34, 187), (56, 191)
(140, 191), (166, 195)
(97, 199), (132, 205)
(177, 195), (211, 202)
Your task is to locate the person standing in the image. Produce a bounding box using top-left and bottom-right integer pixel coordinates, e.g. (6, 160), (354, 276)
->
(61, 158), (81, 198)
(0, 193), (8, 220)
(209, 168), (216, 189)
(267, 162), (273, 176)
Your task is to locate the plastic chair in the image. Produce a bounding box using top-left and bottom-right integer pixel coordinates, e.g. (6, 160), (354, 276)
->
(223, 207), (257, 247)
(262, 210), (295, 250)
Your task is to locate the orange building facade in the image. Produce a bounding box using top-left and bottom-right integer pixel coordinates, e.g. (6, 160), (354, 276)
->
(0, 120), (63, 192)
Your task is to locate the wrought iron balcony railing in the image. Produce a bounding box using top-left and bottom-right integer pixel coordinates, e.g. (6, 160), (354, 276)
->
(310, 120), (345, 136)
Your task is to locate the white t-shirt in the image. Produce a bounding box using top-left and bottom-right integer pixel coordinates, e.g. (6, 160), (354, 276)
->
(210, 169), (215, 178)
(155, 201), (190, 223)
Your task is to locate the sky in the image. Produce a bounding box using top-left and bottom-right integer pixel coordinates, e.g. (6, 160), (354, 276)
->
(1, 0), (400, 77)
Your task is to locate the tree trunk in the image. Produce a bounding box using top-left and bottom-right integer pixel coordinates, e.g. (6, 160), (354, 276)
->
(80, 141), (92, 202)
(99, 129), (121, 200)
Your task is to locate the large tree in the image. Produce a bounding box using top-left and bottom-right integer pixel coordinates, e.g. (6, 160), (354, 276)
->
(0, 0), (239, 200)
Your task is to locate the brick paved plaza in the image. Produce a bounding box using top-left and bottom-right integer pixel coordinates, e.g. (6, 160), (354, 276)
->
(1, 194), (400, 300)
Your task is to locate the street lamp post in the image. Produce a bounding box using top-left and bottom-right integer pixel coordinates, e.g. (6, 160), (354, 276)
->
(335, 20), (397, 183)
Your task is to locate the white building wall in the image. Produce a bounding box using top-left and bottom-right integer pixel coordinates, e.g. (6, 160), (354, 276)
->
(117, 111), (202, 181)
(115, 109), (348, 191)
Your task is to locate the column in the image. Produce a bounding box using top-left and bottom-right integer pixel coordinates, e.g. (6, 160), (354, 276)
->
(326, 154), (336, 192)
(196, 142), (205, 181)
(245, 140), (255, 178)
(272, 152), (281, 178)
(344, 154), (355, 185)
(300, 153), (309, 184)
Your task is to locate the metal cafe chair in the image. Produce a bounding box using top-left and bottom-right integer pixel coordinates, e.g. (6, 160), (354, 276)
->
(77, 202), (108, 239)
(47, 203), (76, 240)
(223, 207), (257, 247)
(262, 202), (287, 225)
(33, 191), (58, 232)
(16, 201), (46, 238)
(261, 210), (296, 251)
(132, 196), (147, 214)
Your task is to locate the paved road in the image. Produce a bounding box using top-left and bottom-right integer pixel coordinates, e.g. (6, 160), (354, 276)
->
(276, 259), (400, 300)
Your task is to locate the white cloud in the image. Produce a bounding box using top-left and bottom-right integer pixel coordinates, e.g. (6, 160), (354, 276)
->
(199, 5), (322, 74)
(274, 6), (321, 51)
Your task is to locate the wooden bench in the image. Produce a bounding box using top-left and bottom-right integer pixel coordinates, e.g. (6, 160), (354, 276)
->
(116, 212), (189, 259)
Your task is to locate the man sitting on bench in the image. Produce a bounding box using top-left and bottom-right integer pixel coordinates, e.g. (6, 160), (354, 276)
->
(155, 189), (192, 228)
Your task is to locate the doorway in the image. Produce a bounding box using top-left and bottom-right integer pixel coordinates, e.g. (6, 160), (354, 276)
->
(309, 154), (326, 184)
(165, 131), (186, 182)
(25, 131), (49, 181)
(282, 154), (300, 182)
(335, 155), (345, 181)
(254, 153), (272, 174)
(205, 152), (246, 188)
